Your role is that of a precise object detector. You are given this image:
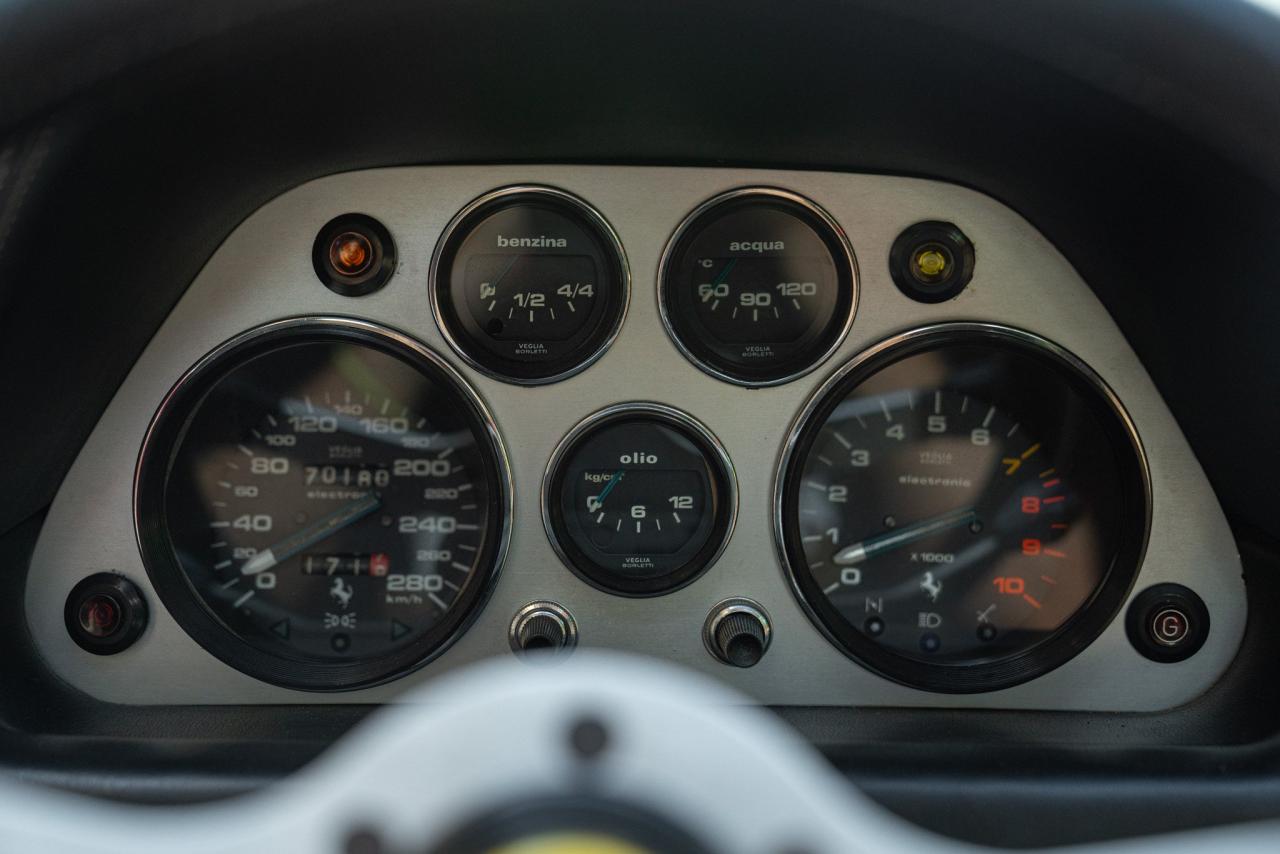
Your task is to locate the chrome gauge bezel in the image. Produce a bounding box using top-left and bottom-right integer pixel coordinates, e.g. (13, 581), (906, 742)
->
(657, 186), (859, 387)
(133, 316), (514, 692)
(428, 185), (631, 386)
(542, 403), (738, 598)
(774, 322), (1153, 693)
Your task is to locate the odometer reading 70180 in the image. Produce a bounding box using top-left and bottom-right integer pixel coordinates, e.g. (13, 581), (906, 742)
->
(778, 325), (1149, 693)
(136, 320), (509, 691)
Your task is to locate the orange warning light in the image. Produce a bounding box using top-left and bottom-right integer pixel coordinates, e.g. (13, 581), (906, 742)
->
(329, 231), (374, 277)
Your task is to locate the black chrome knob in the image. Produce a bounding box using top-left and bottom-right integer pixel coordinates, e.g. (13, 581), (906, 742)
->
(1125, 583), (1210, 663)
(705, 599), (771, 668)
(509, 602), (577, 658)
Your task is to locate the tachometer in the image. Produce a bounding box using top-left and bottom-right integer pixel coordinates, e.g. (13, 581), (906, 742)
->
(543, 404), (736, 596)
(776, 324), (1149, 693)
(135, 318), (511, 691)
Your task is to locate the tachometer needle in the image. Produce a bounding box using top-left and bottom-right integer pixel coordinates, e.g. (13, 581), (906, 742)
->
(833, 507), (977, 566)
(241, 492), (382, 575)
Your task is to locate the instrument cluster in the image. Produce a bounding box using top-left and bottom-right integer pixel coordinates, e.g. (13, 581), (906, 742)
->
(24, 166), (1245, 708)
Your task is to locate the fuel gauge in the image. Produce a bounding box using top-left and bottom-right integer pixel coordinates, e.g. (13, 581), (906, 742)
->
(431, 186), (629, 384)
(543, 404), (737, 596)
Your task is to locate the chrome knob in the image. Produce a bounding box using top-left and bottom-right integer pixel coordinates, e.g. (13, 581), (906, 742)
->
(704, 599), (771, 668)
(509, 601), (577, 658)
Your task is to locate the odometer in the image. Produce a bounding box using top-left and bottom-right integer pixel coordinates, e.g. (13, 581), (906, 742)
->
(659, 188), (857, 386)
(544, 404), (737, 597)
(136, 318), (510, 691)
(777, 324), (1149, 693)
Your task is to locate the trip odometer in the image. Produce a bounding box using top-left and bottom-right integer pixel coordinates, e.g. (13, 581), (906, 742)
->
(136, 318), (510, 691)
(544, 404), (737, 597)
(777, 324), (1149, 693)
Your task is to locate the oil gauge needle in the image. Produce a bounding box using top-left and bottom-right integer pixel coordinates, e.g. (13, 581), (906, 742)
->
(241, 492), (382, 575)
(596, 470), (624, 505)
(833, 506), (977, 566)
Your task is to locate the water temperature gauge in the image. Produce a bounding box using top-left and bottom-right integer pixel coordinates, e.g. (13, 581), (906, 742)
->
(544, 404), (737, 596)
(659, 187), (858, 386)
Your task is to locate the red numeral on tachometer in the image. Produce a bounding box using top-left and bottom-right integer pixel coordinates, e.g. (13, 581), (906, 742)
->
(993, 576), (1026, 595)
(1021, 497), (1041, 514)
(1021, 538), (1042, 556)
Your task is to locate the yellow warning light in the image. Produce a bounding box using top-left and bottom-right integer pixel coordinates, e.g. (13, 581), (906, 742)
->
(488, 833), (653, 854)
(914, 247), (949, 280)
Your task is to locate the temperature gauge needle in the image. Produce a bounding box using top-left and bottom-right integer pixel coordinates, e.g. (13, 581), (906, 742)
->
(833, 507), (977, 566)
(711, 258), (738, 287)
(241, 493), (382, 575)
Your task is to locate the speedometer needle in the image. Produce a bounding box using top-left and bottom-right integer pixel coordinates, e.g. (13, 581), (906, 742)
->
(833, 507), (977, 566)
(240, 492), (382, 576)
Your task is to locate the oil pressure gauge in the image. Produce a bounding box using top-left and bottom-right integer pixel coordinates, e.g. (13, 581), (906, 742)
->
(543, 404), (737, 596)
(430, 186), (629, 384)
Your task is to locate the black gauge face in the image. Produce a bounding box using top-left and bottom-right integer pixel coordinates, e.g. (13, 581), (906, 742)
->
(545, 406), (736, 596)
(136, 321), (508, 691)
(660, 189), (856, 385)
(779, 326), (1149, 693)
(432, 188), (628, 383)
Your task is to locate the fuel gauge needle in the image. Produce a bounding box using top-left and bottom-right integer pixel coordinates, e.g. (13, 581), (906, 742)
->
(833, 507), (976, 566)
(241, 492), (382, 575)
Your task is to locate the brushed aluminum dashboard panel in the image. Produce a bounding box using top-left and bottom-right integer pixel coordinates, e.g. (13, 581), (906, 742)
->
(23, 165), (1246, 708)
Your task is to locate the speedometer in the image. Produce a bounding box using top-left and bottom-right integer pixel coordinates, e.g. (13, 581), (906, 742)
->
(135, 318), (510, 691)
(776, 324), (1149, 693)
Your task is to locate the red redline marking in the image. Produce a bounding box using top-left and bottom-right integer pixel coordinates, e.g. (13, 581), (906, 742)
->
(1043, 496), (1066, 504)
(1040, 575), (1058, 585)
(1044, 548), (1067, 558)
(1023, 594), (1043, 609)
(1051, 523), (1069, 530)
(1042, 478), (1061, 488)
